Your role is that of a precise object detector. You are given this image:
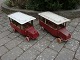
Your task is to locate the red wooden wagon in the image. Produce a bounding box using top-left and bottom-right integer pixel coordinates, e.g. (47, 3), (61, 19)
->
(8, 12), (39, 41)
(38, 11), (71, 43)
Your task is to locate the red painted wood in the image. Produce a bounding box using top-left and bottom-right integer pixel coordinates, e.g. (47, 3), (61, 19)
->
(39, 20), (71, 41)
(10, 22), (39, 40)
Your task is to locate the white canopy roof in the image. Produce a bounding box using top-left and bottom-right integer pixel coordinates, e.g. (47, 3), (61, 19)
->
(8, 12), (36, 24)
(38, 11), (70, 25)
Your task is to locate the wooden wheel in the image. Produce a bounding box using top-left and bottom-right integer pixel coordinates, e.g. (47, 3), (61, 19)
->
(13, 28), (16, 32)
(26, 37), (30, 42)
(56, 38), (62, 43)
(63, 40), (68, 43)
(41, 27), (44, 30)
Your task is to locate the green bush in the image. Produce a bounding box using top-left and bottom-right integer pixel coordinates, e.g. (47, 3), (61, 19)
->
(5, 0), (27, 8)
(61, 0), (80, 9)
(26, 0), (62, 11)
(26, 0), (80, 11)
(46, 1), (63, 11)
(26, 0), (47, 11)
(5, 0), (80, 11)
(5, 0), (13, 7)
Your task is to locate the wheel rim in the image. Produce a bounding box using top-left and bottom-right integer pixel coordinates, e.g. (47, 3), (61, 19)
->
(57, 38), (62, 43)
(41, 27), (44, 30)
(26, 37), (29, 41)
(13, 28), (16, 32)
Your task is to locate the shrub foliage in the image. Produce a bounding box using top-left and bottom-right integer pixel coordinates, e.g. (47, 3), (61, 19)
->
(6, 0), (80, 11)
(6, 0), (27, 9)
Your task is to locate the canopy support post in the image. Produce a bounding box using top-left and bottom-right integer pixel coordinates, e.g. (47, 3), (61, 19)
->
(31, 20), (33, 25)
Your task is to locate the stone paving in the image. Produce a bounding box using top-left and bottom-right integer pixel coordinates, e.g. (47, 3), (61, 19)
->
(0, 11), (80, 60)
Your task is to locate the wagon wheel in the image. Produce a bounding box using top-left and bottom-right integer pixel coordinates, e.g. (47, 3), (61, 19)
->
(56, 38), (62, 43)
(13, 28), (16, 32)
(26, 37), (30, 42)
(63, 40), (68, 43)
(41, 27), (44, 30)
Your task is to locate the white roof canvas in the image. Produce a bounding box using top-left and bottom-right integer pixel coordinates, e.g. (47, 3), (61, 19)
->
(38, 11), (70, 25)
(8, 12), (36, 24)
